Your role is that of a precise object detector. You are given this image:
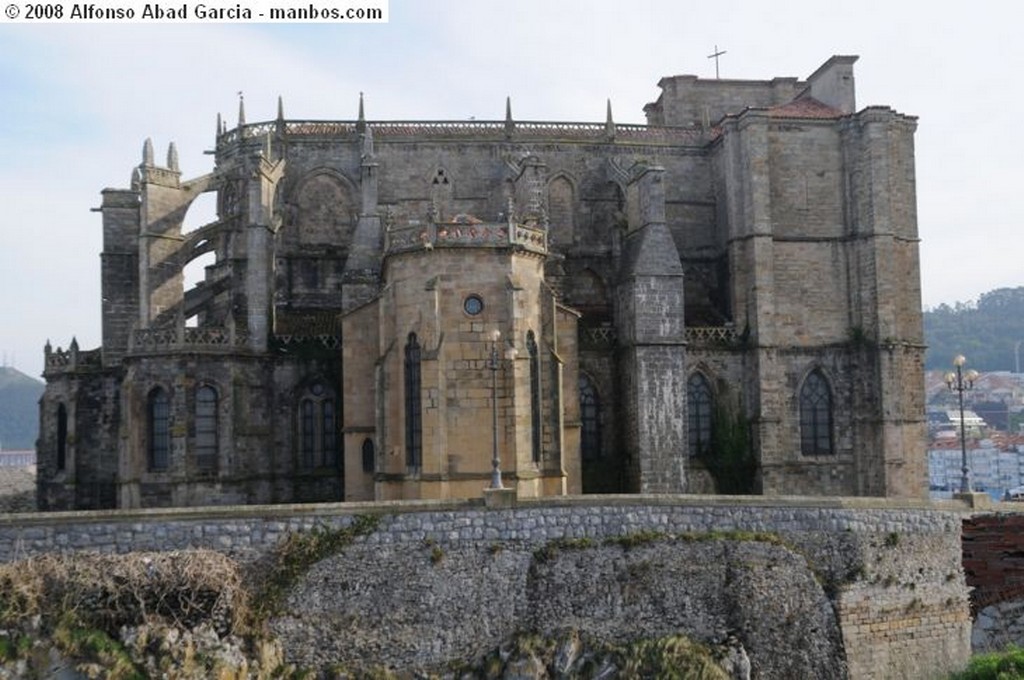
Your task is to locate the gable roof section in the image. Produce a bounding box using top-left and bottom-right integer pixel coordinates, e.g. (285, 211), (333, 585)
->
(768, 96), (845, 120)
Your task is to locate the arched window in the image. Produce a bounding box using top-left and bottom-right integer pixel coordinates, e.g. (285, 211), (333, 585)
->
(300, 399), (316, 468)
(547, 175), (575, 246)
(299, 378), (339, 471)
(405, 333), (422, 469)
(195, 385), (218, 471)
(579, 374), (601, 461)
(361, 438), (375, 474)
(687, 373), (713, 457)
(56, 403), (68, 471)
(527, 331), (541, 463)
(298, 381), (337, 470)
(800, 369), (834, 456)
(322, 399), (337, 467)
(148, 387), (170, 471)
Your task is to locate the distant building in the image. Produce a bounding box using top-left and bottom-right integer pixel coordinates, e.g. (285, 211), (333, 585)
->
(0, 450), (36, 468)
(929, 437), (1024, 500)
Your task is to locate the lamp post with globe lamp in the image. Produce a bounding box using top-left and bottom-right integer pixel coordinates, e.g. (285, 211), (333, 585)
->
(945, 355), (979, 494)
(488, 329), (518, 490)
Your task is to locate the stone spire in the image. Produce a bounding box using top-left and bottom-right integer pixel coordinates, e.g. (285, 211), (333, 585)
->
(237, 92), (246, 126)
(167, 142), (179, 172)
(605, 99), (616, 139)
(276, 95), (286, 136)
(504, 96), (515, 138)
(142, 138), (154, 166)
(215, 113), (222, 142)
(356, 91), (366, 133)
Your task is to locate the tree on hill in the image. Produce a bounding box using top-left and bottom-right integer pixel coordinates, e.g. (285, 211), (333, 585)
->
(0, 366), (44, 450)
(924, 287), (1024, 372)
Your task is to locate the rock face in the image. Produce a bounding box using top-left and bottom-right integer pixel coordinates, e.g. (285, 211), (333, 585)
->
(974, 600), (1024, 652)
(271, 536), (846, 678)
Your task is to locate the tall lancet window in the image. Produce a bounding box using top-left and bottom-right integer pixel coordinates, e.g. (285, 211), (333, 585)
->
(148, 387), (170, 471)
(298, 381), (337, 470)
(579, 374), (601, 461)
(687, 373), (713, 457)
(195, 385), (218, 472)
(405, 333), (422, 469)
(800, 369), (834, 456)
(56, 404), (68, 471)
(527, 331), (541, 463)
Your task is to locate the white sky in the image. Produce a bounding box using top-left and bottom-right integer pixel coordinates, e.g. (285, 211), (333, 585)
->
(1, 0), (1020, 379)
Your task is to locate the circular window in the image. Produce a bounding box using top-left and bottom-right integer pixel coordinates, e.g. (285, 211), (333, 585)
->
(463, 295), (484, 316)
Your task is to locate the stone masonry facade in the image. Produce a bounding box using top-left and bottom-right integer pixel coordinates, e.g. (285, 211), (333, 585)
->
(36, 54), (925, 509)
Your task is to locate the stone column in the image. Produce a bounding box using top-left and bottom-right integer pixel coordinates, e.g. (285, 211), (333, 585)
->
(617, 164), (687, 493)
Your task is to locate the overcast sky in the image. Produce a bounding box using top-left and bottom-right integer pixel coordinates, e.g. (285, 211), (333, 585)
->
(1, 0), (1020, 379)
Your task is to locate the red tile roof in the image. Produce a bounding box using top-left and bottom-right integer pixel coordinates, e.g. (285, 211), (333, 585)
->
(768, 97), (845, 119)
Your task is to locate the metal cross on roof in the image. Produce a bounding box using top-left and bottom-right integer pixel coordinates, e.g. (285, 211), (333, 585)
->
(707, 45), (727, 79)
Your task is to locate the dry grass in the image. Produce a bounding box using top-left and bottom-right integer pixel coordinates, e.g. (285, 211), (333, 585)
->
(0, 549), (249, 638)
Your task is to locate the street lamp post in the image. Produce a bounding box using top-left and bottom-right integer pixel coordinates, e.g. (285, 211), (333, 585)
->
(945, 354), (979, 494)
(487, 328), (518, 491)
(488, 329), (503, 490)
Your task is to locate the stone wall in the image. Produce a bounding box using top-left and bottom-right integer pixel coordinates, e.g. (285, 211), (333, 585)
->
(0, 496), (970, 679)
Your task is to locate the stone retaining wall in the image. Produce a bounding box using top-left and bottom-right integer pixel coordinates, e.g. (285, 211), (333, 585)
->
(0, 496), (971, 678)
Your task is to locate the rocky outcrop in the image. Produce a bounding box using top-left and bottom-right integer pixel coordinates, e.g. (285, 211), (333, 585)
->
(271, 535), (846, 678)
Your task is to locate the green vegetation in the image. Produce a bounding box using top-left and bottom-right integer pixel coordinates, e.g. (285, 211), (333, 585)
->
(532, 537), (596, 563)
(616, 635), (733, 680)
(51, 622), (144, 680)
(469, 630), (732, 679)
(702, 402), (757, 495)
(256, 513), (380, 618)
(951, 647), (1024, 679)
(605, 529), (668, 550)
(924, 287), (1024, 371)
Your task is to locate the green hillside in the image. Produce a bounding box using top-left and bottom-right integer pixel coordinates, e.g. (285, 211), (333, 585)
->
(924, 287), (1024, 372)
(0, 366), (43, 450)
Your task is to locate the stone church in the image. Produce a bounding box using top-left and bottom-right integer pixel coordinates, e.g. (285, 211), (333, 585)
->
(37, 55), (926, 510)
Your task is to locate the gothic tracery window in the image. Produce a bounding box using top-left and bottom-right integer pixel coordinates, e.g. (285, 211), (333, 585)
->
(195, 385), (218, 472)
(299, 381), (338, 469)
(148, 387), (170, 472)
(405, 333), (422, 469)
(687, 373), (713, 457)
(579, 374), (601, 461)
(800, 369), (834, 456)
